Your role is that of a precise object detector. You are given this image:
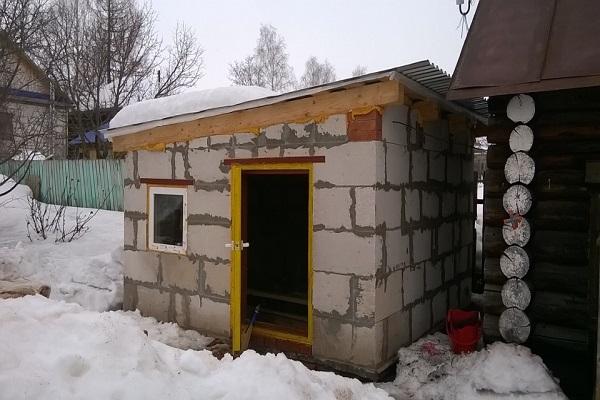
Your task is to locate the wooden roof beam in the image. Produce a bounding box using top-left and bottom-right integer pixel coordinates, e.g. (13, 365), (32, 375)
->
(413, 100), (441, 124)
(112, 80), (404, 152)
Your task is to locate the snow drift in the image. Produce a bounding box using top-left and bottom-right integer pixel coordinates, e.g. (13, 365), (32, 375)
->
(382, 332), (567, 400)
(0, 296), (390, 400)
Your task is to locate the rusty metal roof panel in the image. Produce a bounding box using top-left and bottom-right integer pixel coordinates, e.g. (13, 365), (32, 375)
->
(543, 0), (600, 80)
(448, 0), (600, 100)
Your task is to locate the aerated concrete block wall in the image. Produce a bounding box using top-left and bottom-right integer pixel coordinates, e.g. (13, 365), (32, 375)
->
(373, 105), (474, 371)
(123, 114), (372, 342)
(121, 106), (474, 376)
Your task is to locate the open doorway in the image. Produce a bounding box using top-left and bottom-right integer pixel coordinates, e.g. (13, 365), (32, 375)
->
(242, 171), (309, 340)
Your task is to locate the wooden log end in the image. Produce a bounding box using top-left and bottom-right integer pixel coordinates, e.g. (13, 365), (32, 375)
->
(0, 281), (51, 299)
(506, 94), (535, 124)
(504, 152), (535, 185)
(502, 217), (531, 247)
(509, 125), (534, 153)
(499, 308), (531, 344)
(500, 246), (530, 279)
(502, 184), (532, 216)
(501, 278), (531, 310)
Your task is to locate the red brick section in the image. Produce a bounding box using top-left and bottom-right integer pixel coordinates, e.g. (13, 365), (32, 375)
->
(347, 109), (382, 141)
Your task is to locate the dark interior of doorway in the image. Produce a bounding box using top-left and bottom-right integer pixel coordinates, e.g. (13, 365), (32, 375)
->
(243, 172), (308, 338)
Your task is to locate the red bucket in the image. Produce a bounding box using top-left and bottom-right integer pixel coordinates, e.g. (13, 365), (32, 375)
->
(446, 309), (481, 354)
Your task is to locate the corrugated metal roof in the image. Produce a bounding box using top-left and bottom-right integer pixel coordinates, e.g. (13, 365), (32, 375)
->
(396, 60), (489, 119)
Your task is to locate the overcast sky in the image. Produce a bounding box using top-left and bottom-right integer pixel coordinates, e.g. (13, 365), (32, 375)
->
(150, 0), (478, 90)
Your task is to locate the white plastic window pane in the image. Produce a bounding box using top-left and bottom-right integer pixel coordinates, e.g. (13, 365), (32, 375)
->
(148, 186), (187, 253)
(153, 194), (183, 246)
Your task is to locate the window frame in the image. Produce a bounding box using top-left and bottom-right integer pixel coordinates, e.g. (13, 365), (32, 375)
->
(148, 186), (188, 254)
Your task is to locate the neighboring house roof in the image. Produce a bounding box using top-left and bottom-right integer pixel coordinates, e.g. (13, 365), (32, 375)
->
(0, 31), (70, 106)
(107, 60), (488, 140)
(448, 0), (600, 100)
(69, 123), (109, 145)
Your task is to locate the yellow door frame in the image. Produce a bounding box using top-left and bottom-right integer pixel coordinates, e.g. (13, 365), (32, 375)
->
(230, 162), (314, 352)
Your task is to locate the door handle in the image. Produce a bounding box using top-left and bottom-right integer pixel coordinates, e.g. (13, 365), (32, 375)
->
(225, 241), (250, 251)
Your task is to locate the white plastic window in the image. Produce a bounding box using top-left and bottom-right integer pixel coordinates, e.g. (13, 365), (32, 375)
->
(148, 186), (187, 253)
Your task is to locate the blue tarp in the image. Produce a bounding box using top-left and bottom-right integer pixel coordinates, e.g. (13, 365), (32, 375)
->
(70, 123), (108, 145)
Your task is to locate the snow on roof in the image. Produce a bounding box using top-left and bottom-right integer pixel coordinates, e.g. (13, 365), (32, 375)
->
(106, 62), (488, 140)
(109, 86), (276, 130)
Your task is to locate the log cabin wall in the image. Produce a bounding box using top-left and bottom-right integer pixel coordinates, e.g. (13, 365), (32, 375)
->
(478, 87), (600, 391)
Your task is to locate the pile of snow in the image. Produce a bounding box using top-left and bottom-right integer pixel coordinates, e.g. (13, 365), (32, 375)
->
(117, 309), (213, 351)
(0, 295), (390, 400)
(109, 86), (276, 130)
(12, 150), (47, 161)
(381, 333), (566, 400)
(0, 176), (124, 311)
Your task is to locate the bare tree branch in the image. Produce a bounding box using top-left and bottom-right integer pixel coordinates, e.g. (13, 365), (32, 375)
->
(300, 56), (336, 88)
(154, 22), (204, 98)
(38, 0), (205, 159)
(228, 24), (295, 92)
(351, 65), (367, 77)
(0, 0), (59, 197)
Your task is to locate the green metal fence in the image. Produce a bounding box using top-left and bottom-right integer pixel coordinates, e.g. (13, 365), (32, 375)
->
(0, 159), (124, 211)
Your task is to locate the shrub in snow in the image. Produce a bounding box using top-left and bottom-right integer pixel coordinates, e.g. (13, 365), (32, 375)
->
(0, 176), (124, 311)
(54, 206), (100, 243)
(26, 195), (61, 240)
(25, 179), (105, 243)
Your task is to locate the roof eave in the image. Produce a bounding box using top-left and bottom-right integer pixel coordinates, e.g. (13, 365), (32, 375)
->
(389, 71), (488, 125)
(448, 76), (600, 101)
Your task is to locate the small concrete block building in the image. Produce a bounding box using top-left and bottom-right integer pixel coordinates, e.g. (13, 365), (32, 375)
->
(107, 61), (486, 377)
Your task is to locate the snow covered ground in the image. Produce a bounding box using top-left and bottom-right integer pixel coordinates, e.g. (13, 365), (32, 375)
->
(0, 178), (124, 311)
(0, 295), (389, 400)
(0, 295), (568, 400)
